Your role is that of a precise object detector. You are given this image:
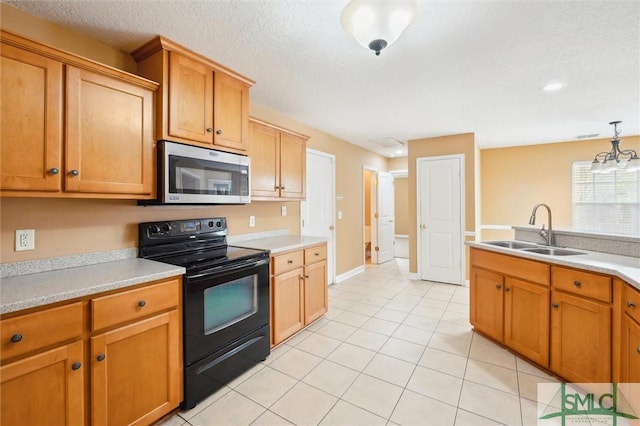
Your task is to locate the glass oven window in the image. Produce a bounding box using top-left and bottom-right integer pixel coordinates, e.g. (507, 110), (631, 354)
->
(203, 275), (258, 335)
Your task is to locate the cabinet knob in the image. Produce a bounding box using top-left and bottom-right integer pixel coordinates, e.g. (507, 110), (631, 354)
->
(287, 259), (293, 264)
(637, 347), (640, 354)
(137, 300), (146, 307)
(274, 186), (280, 190)
(96, 353), (106, 362)
(304, 275), (310, 279)
(314, 252), (320, 256)
(551, 303), (559, 309)
(627, 301), (637, 308)
(495, 284), (502, 290)
(48, 168), (59, 175)
(573, 280), (581, 287)
(206, 127), (213, 133)
(69, 169), (79, 177)
(504, 287), (511, 292)
(71, 362), (82, 371)
(300, 275), (305, 280)
(10, 334), (23, 343)
(281, 186), (286, 190)
(216, 129), (222, 135)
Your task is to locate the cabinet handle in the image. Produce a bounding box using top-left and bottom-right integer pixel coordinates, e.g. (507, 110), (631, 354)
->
(573, 280), (581, 287)
(206, 127), (213, 133)
(281, 186), (286, 190)
(504, 287), (511, 292)
(627, 301), (637, 308)
(69, 169), (79, 177)
(137, 300), (146, 307)
(304, 275), (310, 279)
(551, 303), (559, 309)
(274, 186), (280, 190)
(96, 353), (106, 362)
(314, 252), (319, 256)
(300, 275), (305, 280)
(637, 347), (640, 354)
(48, 168), (59, 175)
(495, 284), (502, 290)
(10, 334), (23, 343)
(216, 129), (222, 135)
(71, 362), (82, 371)
(287, 260), (293, 264)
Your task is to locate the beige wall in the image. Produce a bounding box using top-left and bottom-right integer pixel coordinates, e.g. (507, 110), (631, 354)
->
(408, 133), (477, 273)
(480, 135), (640, 240)
(394, 177), (409, 235)
(389, 157), (408, 171)
(1, 3), (137, 72)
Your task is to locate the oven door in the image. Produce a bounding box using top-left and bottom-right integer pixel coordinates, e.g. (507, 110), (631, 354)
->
(162, 140), (250, 204)
(183, 256), (269, 365)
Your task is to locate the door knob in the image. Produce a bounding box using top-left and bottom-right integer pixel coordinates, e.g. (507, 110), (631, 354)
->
(421, 224), (427, 230)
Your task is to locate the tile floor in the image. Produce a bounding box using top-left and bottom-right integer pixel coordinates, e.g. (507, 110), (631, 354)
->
(159, 258), (560, 426)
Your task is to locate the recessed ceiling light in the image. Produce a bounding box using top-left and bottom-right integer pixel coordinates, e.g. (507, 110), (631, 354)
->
(542, 82), (566, 91)
(395, 149), (404, 155)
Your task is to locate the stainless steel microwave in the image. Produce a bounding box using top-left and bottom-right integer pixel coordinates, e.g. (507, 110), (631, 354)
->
(143, 140), (250, 205)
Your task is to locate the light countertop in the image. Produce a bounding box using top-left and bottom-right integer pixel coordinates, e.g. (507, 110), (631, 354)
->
(0, 259), (185, 315)
(466, 241), (640, 290)
(233, 235), (328, 255)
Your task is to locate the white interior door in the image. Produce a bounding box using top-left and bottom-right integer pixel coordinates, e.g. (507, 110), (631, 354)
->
(418, 155), (464, 284)
(301, 149), (335, 284)
(376, 171), (395, 264)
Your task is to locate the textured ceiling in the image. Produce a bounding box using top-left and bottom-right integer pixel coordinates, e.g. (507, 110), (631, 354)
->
(4, 0), (639, 157)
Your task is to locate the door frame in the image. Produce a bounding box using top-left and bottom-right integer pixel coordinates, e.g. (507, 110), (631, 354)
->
(302, 148), (336, 285)
(416, 154), (465, 285)
(363, 166), (377, 264)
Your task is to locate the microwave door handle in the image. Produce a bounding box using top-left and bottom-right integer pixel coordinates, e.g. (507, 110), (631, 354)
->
(186, 257), (268, 280)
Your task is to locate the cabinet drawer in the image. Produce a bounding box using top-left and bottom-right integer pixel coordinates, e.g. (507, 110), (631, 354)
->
(91, 278), (180, 331)
(470, 248), (550, 285)
(1, 302), (82, 361)
(272, 250), (304, 275)
(624, 284), (640, 323)
(551, 266), (612, 303)
(305, 244), (327, 264)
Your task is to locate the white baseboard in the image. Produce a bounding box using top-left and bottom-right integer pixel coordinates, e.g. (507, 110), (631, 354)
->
(335, 265), (366, 283)
(408, 272), (419, 280)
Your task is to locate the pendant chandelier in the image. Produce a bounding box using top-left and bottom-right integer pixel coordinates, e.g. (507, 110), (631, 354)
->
(340, 1), (418, 56)
(590, 121), (640, 174)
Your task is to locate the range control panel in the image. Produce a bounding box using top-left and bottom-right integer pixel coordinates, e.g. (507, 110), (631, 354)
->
(140, 217), (227, 240)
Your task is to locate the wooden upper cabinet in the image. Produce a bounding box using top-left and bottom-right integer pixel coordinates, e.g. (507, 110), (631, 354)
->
(133, 36), (254, 154)
(0, 43), (63, 192)
(66, 66), (154, 195)
(168, 51), (214, 144)
(0, 30), (158, 199)
(213, 72), (250, 151)
(249, 118), (309, 200)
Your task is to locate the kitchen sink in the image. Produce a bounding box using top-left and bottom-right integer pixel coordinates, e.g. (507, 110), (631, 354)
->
(521, 247), (587, 256)
(484, 241), (539, 249)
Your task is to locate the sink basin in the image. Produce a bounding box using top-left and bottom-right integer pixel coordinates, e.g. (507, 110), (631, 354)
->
(484, 241), (539, 249)
(522, 247), (586, 256)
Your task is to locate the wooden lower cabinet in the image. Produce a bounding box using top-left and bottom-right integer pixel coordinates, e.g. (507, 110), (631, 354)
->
(550, 290), (612, 383)
(504, 277), (550, 367)
(0, 276), (182, 426)
(470, 267), (504, 342)
(272, 268), (305, 345)
(620, 314), (640, 382)
(271, 243), (328, 346)
(91, 310), (180, 426)
(1, 341), (84, 426)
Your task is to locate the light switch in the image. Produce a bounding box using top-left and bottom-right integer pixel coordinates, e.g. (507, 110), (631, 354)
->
(337, 211), (343, 220)
(281, 206), (287, 216)
(249, 216), (255, 227)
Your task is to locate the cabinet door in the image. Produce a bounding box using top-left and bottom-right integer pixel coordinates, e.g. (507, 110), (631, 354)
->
(504, 277), (550, 367)
(249, 122), (280, 198)
(91, 311), (181, 426)
(1, 44), (63, 192)
(304, 260), (328, 325)
(213, 72), (249, 151)
(272, 268), (304, 345)
(279, 132), (306, 199)
(1, 340), (84, 426)
(551, 291), (611, 383)
(66, 66), (154, 196)
(470, 267), (504, 342)
(621, 314), (640, 382)
(168, 51), (214, 144)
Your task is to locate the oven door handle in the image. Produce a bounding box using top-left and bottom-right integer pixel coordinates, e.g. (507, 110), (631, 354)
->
(186, 257), (269, 280)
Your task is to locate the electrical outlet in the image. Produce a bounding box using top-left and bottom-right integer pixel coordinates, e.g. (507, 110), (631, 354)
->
(15, 229), (35, 251)
(281, 206), (287, 216)
(249, 216), (255, 227)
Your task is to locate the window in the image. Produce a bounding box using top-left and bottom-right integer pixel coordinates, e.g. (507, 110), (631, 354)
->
(572, 161), (640, 236)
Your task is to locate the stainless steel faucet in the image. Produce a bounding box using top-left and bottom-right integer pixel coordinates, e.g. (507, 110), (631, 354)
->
(529, 203), (553, 246)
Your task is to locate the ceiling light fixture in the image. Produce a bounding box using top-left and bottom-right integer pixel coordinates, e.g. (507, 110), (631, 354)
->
(542, 82), (565, 91)
(340, 0), (418, 56)
(590, 121), (640, 174)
